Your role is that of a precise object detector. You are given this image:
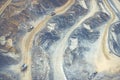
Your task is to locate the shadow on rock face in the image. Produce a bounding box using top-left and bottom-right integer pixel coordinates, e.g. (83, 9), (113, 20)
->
(0, 73), (13, 80)
(108, 21), (120, 57)
(0, 53), (18, 68)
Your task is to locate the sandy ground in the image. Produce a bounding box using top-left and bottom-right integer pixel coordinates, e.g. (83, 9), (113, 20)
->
(0, 0), (12, 15)
(20, 0), (75, 80)
(95, 0), (120, 73)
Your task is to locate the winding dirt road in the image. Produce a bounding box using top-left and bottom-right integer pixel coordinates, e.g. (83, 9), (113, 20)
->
(20, 0), (75, 80)
(52, 0), (99, 80)
(0, 0), (12, 15)
(95, 0), (120, 73)
(20, 0), (120, 80)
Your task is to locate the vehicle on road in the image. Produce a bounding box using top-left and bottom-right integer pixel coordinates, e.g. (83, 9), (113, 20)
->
(28, 26), (34, 32)
(51, 12), (56, 16)
(21, 64), (28, 72)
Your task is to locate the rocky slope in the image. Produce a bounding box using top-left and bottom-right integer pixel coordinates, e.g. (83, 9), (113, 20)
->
(0, 0), (120, 80)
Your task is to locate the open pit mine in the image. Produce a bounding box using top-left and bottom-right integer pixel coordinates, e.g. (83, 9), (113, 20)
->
(0, 0), (120, 80)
